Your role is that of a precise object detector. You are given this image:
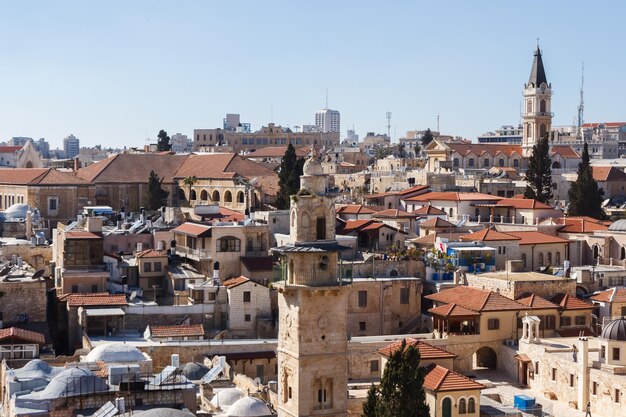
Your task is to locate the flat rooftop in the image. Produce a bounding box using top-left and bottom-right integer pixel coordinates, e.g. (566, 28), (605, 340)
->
(477, 271), (572, 282)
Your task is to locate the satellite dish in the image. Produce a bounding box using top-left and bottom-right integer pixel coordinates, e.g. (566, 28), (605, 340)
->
(129, 291), (137, 301)
(31, 270), (45, 280)
(0, 265), (13, 277)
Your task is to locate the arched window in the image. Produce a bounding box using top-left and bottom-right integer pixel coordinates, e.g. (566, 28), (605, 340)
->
(200, 190), (208, 200)
(212, 190), (220, 202)
(621, 247), (626, 261)
(237, 191), (245, 203)
(547, 252), (552, 265)
(539, 253), (544, 266)
(552, 161), (561, 169)
(224, 190), (233, 203)
(217, 236), (240, 252)
(468, 397), (476, 413)
(389, 269), (399, 277)
(468, 158), (475, 167)
(593, 245), (599, 259)
(525, 123), (531, 138)
(499, 158), (504, 167)
(556, 251), (561, 265)
(527, 100), (532, 113)
(190, 189), (197, 200)
(483, 159), (490, 167)
(513, 159), (519, 167)
(449, 208), (454, 217)
(459, 398), (467, 414)
(316, 217), (326, 240)
(540, 99), (546, 113)
(442, 398), (452, 417)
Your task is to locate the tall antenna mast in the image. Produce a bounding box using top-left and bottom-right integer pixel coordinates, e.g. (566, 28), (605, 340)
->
(386, 112), (392, 141)
(437, 114), (440, 133)
(577, 61), (585, 129)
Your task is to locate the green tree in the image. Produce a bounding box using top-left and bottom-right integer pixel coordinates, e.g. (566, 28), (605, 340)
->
(413, 142), (421, 157)
(182, 176), (198, 205)
(363, 339), (429, 417)
(374, 146), (393, 161)
(156, 130), (171, 151)
(568, 142), (605, 219)
(276, 144), (305, 209)
(145, 170), (169, 210)
(524, 134), (554, 203)
(420, 128), (434, 147)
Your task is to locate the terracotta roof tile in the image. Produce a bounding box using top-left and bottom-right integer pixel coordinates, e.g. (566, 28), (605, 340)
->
(582, 122), (626, 128)
(447, 143), (522, 158)
(426, 286), (525, 312)
(420, 217), (456, 228)
(593, 166), (626, 182)
(423, 364), (484, 392)
(549, 293), (593, 310)
(136, 249), (167, 258)
(148, 324), (205, 338)
(0, 327), (46, 344)
(495, 197), (553, 210)
(372, 209), (416, 218)
(66, 293), (127, 307)
(174, 153), (276, 180)
(223, 276), (250, 288)
(172, 222), (212, 237)
(65, 231), (102, 240)
(336, 205), (377, 215)
(515, 294), (559, 309)
(406, 191), (502, 202)
(550, 146), (580, 159)
(428, 303), (480, 317)
(244, 146), (309, 158)
(377, 337), (456, 359)
(460, 228), (519, 242)
(505, 231), (569, 245)
(77, 154), (187, 183)
(0, 168), (49, 185)
(591, 288), (626, 303)
(412, 205), (447, 215)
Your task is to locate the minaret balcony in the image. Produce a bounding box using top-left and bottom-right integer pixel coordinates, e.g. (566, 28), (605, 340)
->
(272, 264), (352, 288)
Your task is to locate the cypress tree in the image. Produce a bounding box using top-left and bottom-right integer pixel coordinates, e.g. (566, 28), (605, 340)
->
(145, 170), (169, 210)
(568, 142), (605, 219)
(156, 130), (171, 151)
(524, 134), (554, 203)
(276, 144), (305, 209)
(421, 128), (434, 147)
(362, 339), (430, 417)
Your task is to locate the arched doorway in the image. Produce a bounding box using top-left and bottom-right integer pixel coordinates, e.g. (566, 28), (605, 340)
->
(442, 397), (452, 417)
(25, 161), (33, 168)
(190, 189), (197, 201)
(593, 244), (599, 260)
(474, 346), (497, 369)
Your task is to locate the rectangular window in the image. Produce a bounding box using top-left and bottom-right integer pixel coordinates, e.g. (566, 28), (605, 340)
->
(318, 389), (327, 403)
(208, 292), (216, 301)
(358, 291), (367, 307)
(535, 361), (539, 375)
(575, 315), (586, 326)
(91, 284), (98, 293)
(552, 368), (556, 381)
(218, 238), (240, 252)
(71, 285), (79, 293)
(560, 316), (572, 327)
(48, 197), (58, 211)
(244, 314), (251, 322)
(616, 389), (620, 403)
(144, 262), (152, 272)
(593, 381), (597, 395)
(288, 387), (292, 399)
(400, 287), (409, 304)
(613, 347), (620, 361)
(601, 345), (606, 359)
(154, 262), (162, 272)
(545, 315), (556, 330)
(488, 318), (500, 330)
(370, 360), (379, 372)
(243, 291), (251, 303)
(359, 321), (366, 331)
(569, 374), (574, 387)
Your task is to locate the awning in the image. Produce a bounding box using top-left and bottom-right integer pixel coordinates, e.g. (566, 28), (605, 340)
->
(514, 354), (531, 363)
(84, 308), (126, 317)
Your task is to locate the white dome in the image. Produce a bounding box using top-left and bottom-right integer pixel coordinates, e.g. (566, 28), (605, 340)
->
(84, 343), (146, 363)
(303, 156), (323, 176)
(20, 367), (108, 399)
(211, 387), (245, 409)
(226, 397), (273, 417)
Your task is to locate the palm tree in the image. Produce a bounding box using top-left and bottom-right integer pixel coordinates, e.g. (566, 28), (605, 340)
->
(182, 176), (198, 206)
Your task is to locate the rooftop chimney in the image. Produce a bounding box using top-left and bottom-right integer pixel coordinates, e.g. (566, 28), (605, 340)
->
(73, 156), (80, 173)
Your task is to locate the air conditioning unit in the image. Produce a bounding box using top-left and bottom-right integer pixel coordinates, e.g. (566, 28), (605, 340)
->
(505, 339), (515, 347)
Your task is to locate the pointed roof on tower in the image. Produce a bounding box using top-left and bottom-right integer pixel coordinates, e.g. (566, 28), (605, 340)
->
(528, 46), (548, 88)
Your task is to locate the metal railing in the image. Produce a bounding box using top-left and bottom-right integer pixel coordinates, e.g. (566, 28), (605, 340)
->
(272, 265), (352, 287)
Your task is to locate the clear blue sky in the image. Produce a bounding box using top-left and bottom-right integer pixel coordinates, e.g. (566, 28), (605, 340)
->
(1, 1), (624, 148)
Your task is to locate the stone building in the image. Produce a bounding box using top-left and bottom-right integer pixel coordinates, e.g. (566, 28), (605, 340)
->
(272, 151), (350, 417)
(223, 276), (272, 339)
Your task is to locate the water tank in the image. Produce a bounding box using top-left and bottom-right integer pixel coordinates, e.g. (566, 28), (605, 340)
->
(513, 395), (535, 411)
(115, 397), (125, 414)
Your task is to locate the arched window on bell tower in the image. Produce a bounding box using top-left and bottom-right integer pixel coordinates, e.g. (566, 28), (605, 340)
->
(316, 217), (326, 240)
(540, 124), (547, 137)
(540, 99), (546, 113)
(527, 99), (532, 113)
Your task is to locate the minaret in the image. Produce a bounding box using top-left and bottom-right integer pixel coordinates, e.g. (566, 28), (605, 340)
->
(273, 149), (350, 417)
(522, 45), (553, 157)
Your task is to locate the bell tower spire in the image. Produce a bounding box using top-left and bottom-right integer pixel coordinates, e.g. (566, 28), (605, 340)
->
(522, 44), (553, 157)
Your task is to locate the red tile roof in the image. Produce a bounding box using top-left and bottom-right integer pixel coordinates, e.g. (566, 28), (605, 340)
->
(223, 276), (250, 288)
(372, 209), (416, 219)
(558, 218), (608, 233)
(408, 234), (437, 245)
(593, 166), (626, 182)
(582, 122), (626, 128)
(505, 231), (570, 245)
(0, 168), (88, 186)
(0, 146), (23, 153)
(336, 205), (378, 215)
(412, 205), (447, 216)
(377, 337), (456, 359)
(591, 288), (626, 303)
(549, 293), (593, 310)
(406, 191), (502, 202)
(495, 197), (553, 210)
(0, 327), (46, 344)
(550, 146), (580, 159)
(516, 294), (559, 309)
(420, 217), (456, 228)
(244, 146), (309, 158)
(148, 324), (205, 338)
(426, 286), (525, 312)
(423, 364), (485, 392)
(77, 153), (187, 183)
(172, 222), (212, 237)
(174, 153), (276, 180)
(428, 303), (480, 317)
(447, 143), (522, 157)
(336, 219), (401, 235)
(66, 293), (127, 307)
(65, 231), (102, 240)
(460, 228), (520, 242)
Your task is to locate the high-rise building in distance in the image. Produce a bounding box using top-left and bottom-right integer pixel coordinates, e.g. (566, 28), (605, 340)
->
(315, 109), (340, 133)
(63, 134), (80, 159)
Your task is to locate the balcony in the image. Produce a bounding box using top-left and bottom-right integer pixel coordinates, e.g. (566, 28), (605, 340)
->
(176, 246), (212, 261)
(272, 265), (352, 287)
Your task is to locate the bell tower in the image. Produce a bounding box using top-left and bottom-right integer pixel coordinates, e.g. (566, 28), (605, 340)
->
(522, 45), (553, 157)
(273, 149), (349, 417)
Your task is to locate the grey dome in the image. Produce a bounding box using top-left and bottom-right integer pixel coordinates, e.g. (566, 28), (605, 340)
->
(182, 362), (209, 380)
(83, 343), (146, 363)
(19, 367), (108, 400)
(303, 156), (323, 176)
(601, 317), (626, 341)
(609, 219), (626, 232)
(133, 408), (195, 417)
(211, 387), (244, 409)
(226, 397), (273, 417)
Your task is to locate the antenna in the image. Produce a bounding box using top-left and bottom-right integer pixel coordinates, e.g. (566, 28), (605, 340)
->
(577, 61), (585, 129)
(437, 114), (440, 133)
(386, 112), (392, 140)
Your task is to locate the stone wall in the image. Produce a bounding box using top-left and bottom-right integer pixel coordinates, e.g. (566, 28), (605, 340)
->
(466, 274), (576, 299)
(0, 279), (48, 323)
(343, 259), (424, 279)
